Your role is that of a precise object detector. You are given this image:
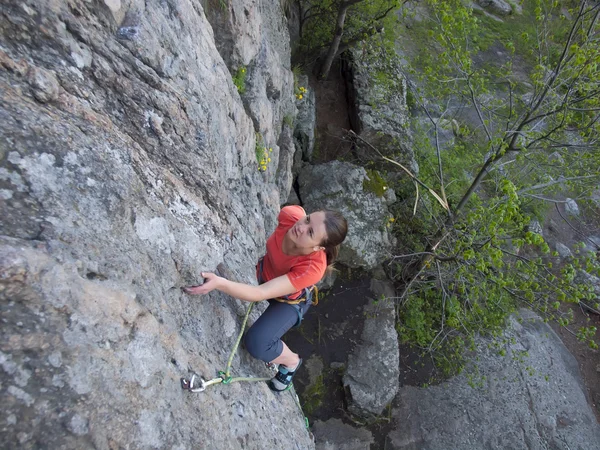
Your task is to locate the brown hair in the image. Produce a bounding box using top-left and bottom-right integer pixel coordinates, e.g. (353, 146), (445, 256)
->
(319, 210), (348, 267)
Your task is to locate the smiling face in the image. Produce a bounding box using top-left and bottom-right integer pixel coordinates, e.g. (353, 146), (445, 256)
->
(287, 211), (328, 251)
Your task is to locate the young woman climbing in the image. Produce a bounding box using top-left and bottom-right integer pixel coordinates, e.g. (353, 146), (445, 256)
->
(183, 205), (348, 392)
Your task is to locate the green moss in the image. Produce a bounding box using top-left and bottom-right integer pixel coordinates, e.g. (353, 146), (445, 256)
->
(362, 169), (388, 197)
(301, 374), (326, 416)
(283, 114), (295, 128)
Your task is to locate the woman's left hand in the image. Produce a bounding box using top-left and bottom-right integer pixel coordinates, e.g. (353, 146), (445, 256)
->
(182, 272), (222, 296)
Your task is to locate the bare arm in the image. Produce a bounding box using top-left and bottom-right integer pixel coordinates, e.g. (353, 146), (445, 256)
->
(183, 272), (297, 302)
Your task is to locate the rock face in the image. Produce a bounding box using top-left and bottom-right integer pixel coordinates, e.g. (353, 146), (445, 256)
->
(0, 0), (313, 448)
(293, 74), (317, 164)
(298, 161), (393, 269)
(343, 279), (399, 418)
(346, 44), (416, 173)
(388, 310), (600, 449)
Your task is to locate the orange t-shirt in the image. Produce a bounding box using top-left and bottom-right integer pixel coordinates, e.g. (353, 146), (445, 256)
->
(259, 205), (327, 299)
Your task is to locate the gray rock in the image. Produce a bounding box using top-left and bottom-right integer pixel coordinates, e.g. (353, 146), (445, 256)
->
(383, 187), (396, 205)
(555, 242), (572, 258)
(388, 310), (600, 449)
(286, 186), (301, 205)
(299, 161), (393, 269)
(317, 269), (337, 291)
(475, 0), (521, 15)
(103, 0), (121, 13)
(313, 418), (374, 450)
(343, 280), (399, 417)
(67, 413), (89, 436)
(293, 74), (316, 162)
(276, 124), (295, 203)
(305, 355), (325, 388)
(348, 44), (417, 173)
(28, 67), (60, 103)
(528, 219), (543, 236)
(565, 198), (580, 216)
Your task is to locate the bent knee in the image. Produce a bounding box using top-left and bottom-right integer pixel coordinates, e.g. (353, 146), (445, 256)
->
(244, 329), (278, 362)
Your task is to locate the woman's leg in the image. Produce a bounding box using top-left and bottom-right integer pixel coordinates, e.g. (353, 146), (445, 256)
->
(244, 300), (299, 364)
(270, 341), (300, 368)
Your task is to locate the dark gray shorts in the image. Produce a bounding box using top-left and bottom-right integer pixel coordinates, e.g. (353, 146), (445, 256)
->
(243, 297), (312, 362)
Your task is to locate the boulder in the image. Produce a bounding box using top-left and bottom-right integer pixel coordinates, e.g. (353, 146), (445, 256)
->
(565, 198), (580, 216)
(527, 219), (544, 236)
(555, 242), (572, 258)
(298, 161), (393, 269)
(313, 418), (374, 450)
(343, 279), (399, 417)
(388, 309), (600, 449)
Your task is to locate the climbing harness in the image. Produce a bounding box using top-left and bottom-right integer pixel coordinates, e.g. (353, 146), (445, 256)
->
(256, 256), (319, 328)
(257, 256), (320, 306)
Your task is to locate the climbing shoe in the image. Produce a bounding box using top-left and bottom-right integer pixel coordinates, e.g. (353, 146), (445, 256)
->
(268, 358), (302, 392)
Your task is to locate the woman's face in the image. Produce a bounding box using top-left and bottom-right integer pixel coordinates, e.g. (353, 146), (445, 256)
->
(288, 211), (328, 250)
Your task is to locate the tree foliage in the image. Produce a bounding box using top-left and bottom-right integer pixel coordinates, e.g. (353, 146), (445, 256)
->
(296, 0), (400, 76)
(383, 0), (600, 373)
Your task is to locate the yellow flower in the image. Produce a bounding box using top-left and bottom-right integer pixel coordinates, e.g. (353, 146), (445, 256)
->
(389, 218), (395, 222)
(298, 94), (303, 100)
(269, 148), (273, 152)
(267, 158), (271, 162)
(241, 68), (246, 73)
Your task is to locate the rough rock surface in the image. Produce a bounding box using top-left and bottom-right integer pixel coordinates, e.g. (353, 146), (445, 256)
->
(313, 418), (374, 450)
(293, 74), (316, 164)
(528, 219), (544, 236)
(388, 310), (600, 449)
(347, 44), (416, 173)
(0, 0), (313, 448)
(565, 198), (580, 216)
(343, 279), (399, 418)
(298, 161), (393, 269)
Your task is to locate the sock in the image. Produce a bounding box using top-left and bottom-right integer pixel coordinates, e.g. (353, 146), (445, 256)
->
(283, 359), (301, 372)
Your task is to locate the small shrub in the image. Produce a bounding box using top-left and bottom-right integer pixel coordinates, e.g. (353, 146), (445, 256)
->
(232, 66), (247, 94)
(255, 133), (272, 172)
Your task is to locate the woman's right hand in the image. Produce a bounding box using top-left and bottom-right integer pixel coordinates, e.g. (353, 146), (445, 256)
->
(182, 272), (222, 296)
